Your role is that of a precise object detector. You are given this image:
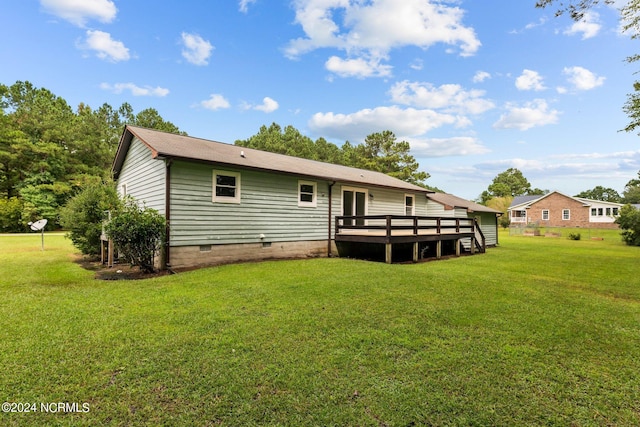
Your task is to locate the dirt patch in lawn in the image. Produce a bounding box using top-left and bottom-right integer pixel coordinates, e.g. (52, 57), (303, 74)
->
(74, 257), (171, 280)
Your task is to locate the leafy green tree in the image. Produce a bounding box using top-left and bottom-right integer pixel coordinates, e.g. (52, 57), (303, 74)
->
(128, 108), (186, 135)
(485, 196), (513, 229)
(60, 179), (121, 256)
(237, 124), (432, 187)
(0, 80), (184, 231)
(623, 170), (640, 203)
(351, 131), (429, 186)
(105, 198), (165, 273)
(0, 197), (24, 232)
(575, 186), (622, 202)
(615, 204), (640, 246)
(235, 123), (333, 161)
(480, 168), (534, 204)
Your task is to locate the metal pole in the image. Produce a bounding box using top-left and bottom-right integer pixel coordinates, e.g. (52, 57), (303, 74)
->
(41, 228), (44, 251)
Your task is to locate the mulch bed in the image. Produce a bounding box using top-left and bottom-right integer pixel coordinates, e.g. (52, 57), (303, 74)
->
(75, 257), (171, 280)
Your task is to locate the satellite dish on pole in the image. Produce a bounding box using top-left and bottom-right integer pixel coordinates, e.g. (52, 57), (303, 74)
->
(29, 219), (48, 231)
(28, 219), (48, 250)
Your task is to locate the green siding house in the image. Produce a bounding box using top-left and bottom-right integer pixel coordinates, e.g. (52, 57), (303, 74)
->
(112, 126), (497, 269)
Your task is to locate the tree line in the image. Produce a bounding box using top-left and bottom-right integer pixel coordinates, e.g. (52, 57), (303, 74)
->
(0, 81), (183, 231)
(0, 81), (438, 232)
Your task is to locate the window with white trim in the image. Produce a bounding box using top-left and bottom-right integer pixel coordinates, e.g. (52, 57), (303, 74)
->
(542, 210), (549, 220)
(213, 170), (241, 203)
(405, 194), (415, 216)
(562, 209), (570, 220)
(298, 181), (317, 207)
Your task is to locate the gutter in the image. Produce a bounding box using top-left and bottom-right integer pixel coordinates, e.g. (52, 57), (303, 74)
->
(328, 181), (336, 257)
(164, 158), (172, 269)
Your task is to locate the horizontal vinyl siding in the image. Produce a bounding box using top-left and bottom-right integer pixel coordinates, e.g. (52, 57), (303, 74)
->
(117, 138), (165, 214)
(336, 186), (428, 216)
(477, 212), (498, 246)
(426, 200), (450, 217)
(170, 162), (330, 246)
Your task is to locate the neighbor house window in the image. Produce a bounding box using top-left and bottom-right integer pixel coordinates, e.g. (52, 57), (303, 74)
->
(213, 170), (241, 203)
(405, 194), (415, 216)
(613, 207), (619, 216)
(606, 208), (611, 216)
(542, 210), (549, 220)
(562, 209), (570, 220)
(591, 208), (597, 216)
(298, 181), (317, 207)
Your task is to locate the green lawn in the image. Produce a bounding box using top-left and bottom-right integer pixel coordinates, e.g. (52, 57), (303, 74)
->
(1, 230), (639, 426)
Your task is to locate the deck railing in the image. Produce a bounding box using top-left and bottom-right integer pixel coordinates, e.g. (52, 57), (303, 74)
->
(335, 215), (477, 237)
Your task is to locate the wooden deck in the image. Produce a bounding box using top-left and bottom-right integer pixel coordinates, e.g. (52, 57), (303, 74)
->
(335, 215), (486, 263)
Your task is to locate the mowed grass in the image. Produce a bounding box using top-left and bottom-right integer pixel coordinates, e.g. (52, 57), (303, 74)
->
(0, 231), (639, 426)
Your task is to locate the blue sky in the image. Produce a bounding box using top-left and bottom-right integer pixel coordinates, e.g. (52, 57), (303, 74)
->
(2, 0), (638, 199)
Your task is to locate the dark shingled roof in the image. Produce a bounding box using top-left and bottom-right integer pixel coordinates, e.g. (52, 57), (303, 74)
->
(427, 192), (501, 214)
(113, 125), (433, 193)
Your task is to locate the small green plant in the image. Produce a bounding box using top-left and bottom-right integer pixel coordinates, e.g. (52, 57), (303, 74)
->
(104, 197), (165, 273)
(568, 232), (581, 240)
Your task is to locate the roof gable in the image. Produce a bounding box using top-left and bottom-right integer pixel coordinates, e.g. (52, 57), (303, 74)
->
(113, 126), (432, 194)
(508, 190), (627, 210)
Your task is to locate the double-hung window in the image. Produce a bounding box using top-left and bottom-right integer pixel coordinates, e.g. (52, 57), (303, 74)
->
(405, 195), (415, 216)
(298, 181), (317, 207)
(562, 209), (570, 220)
(213, 170), (241, 203)
(542, 210), (549, 220)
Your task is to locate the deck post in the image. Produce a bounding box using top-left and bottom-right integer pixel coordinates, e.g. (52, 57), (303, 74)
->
(413, 242), (419, 262)
(470, 236), (476, 254)
(455, 239), (460, 256)
(107, 239), (114, 268)
(385, 243), (393, 264)
(436, 240), (442, 259)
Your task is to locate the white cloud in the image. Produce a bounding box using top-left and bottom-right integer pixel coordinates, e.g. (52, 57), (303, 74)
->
(389, 81), (495, 115)
(243, 97), (279, 113)
(410, 59), (424, 71)
(181, 32), (213, 66)
(408, 136), (490, 157)
(493, 99), (560, 130)
(40, 0), (116, 27)
(199, 94), (231, 110)
(81, 30), (130, 62)
(239, 0), (257, 13)
(285, 0), (480, 78)
(473, 71), (491, 83)
(100, 83), (169, 97)
(563, 66), (605, 91)
(564, 11), (601, 39)
(325, 55), (393, 78)
(309, 106), (458, 141)
(255, 97), (279, 113)
(515, 69), (546, 91)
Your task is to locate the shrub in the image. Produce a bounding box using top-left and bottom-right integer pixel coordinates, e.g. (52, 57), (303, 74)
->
(615, 204), (640, 246)
(568, 232), (581, 241)
(0, 197), (25, 232)
(60, 181), (121, 256)
(105, 198), (165, 273)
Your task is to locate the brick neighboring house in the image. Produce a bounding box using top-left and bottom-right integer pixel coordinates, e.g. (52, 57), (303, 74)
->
(508, 191), (623, 229)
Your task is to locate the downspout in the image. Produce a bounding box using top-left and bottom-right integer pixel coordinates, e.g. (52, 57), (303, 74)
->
(327, 181), (336, 257)
(164, 158), (172, 269)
